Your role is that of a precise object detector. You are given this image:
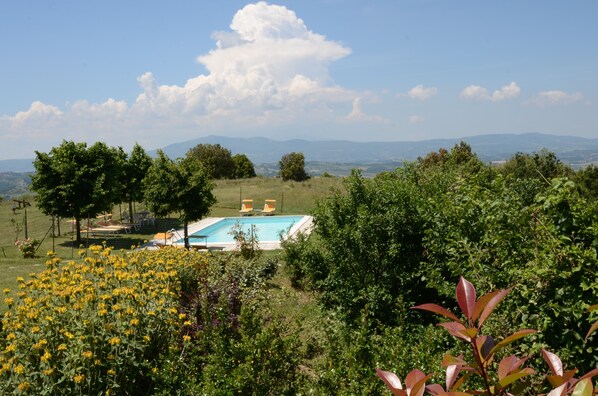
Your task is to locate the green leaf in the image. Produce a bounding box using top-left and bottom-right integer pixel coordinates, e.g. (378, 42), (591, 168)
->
(489, 329), (536, 355)
(497, 368), (535, 389)
(571, 378), (593, 396)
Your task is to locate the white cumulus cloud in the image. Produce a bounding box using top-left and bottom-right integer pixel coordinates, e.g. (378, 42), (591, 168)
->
(1, 1), (371, 158)
(407, 85), (437, 101)
(530, 90), (584, 107)
(460, 81), (520, 102)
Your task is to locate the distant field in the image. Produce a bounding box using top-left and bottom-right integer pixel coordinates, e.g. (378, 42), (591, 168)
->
(0, 176), (343, 310)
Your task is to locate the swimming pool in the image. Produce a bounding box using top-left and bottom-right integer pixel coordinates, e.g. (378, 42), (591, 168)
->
(178, 215), (309, 244)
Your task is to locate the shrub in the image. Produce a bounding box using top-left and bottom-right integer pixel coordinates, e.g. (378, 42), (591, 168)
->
(14, 238), (39, 258)
(377, 277), (598, 396)
(0, 246), (192, 395)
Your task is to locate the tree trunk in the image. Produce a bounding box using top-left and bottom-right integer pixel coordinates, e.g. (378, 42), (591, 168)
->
(128, 200), (134, 224)
(184, 219), (189, 249)
(75, 217), (82, 243)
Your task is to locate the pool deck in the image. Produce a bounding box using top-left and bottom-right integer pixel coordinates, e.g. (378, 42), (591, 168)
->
(145, 215), (313, 251)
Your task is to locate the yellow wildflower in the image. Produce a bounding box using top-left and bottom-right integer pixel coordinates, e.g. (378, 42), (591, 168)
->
(18, 382), (31, 391)
(73, 373), (85, 383)
(40, 351), (52, 363)
(14, 364), (25, 374)
(82, 351), (93, 359)
(108, 337), (121, 346)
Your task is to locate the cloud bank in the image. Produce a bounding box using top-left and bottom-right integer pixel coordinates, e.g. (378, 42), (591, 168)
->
(1, 2), (367, 158)
(460, 82), (520, 102)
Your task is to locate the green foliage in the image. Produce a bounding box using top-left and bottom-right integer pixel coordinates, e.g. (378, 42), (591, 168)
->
(575, 164), (598, 200)
(161, 252), (303, 394)
(500, 149), (573, 183)
(121, 144), (152, 219)
(378, 278), (598, 396)
(30, 140), (123, 242)
(14, 238), (39, 258)
(232, 153), (257, 179)
(279, 152), (310, 182)
(143, 151), (216, 248)
(301, 169), (430, 325)
(186, 143), (236, 179)
(315, 317), (452, 395)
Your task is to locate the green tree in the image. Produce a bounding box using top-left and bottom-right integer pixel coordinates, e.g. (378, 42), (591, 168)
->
(185, 143), (235, 179)
(232, 153), (256, 179)
(30, 140), (123, 243)
(575, 164), (598, 199)
(289, 170), (428, 325)
(278, 152), (309, 182)
(121, 144), (152, 221)
(143, 151), (216, 248)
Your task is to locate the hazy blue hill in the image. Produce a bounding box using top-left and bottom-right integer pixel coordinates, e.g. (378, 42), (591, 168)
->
(156, 133), (598, 165)
(2, 133), (597, 175)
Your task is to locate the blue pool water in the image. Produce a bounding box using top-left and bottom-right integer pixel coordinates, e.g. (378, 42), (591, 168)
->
(184, 216), (306, 244)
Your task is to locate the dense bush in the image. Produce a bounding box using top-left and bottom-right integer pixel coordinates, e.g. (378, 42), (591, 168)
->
(0, 247), (304, 395)
(0, 246), (189, 394)
(283, 145), (597, 374)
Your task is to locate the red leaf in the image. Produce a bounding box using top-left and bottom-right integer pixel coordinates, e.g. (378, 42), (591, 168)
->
(477, 287), (513, 328)
(446, 363), (462, 391)
(542, 349), (564, 376)
(498, 355), (527, 381)
(472, 291), (499, 323)
(425, 384), (446, 396)
(489, 329), (537, 355)
(456, 277), (476, 321)
(412, 303), (461, 322)
(377, 369), (406, 396)
(438, 322), (474, 342)
(546, 383), (567, 396)
(585, 320), (598, 341)
(406, 371), (433, 396)
(578, 368), (598, 382)
(476, 335), (495, 361)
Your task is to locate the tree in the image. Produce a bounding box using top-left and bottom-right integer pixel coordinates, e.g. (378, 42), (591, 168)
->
(232, 153), (256, 179)
(121, 144), (152, 221)
(143, 151), (216, 248)
(186, 144), (235, 179)
(30, 141), (123, 243)
(278, 152), (309, 182)
(575, 164), (598, 199)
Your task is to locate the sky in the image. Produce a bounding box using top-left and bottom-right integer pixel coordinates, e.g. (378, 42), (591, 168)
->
(1, 0), (597, 159)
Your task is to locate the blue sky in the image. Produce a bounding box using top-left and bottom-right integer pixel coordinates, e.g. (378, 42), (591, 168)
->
(1, 1), (596, 159)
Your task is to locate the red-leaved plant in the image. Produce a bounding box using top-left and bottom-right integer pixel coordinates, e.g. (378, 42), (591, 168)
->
(377, 277), (598, 396)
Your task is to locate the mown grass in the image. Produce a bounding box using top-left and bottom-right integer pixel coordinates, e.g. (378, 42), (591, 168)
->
(0, 176), (343, 311)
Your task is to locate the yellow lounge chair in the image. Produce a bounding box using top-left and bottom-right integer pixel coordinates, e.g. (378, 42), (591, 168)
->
(262, 199), (276, 216)
(239, 199), (254, 216)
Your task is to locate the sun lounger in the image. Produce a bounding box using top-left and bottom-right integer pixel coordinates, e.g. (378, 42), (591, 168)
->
(262, 199), (276, 215)
(82, 225), (119, 237)
(239, 199), (254, 216)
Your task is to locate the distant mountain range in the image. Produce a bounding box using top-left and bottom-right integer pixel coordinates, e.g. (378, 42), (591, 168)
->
(2, 133), (598, 174)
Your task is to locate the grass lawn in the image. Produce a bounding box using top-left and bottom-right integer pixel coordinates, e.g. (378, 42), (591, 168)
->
(0, 176), (343, 311)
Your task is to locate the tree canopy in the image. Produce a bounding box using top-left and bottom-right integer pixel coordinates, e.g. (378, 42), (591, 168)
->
(30, 140), (123, 242)
(278, 152), (309, 181)
(143, 151), (216, 248)
(185, 143), (236, 179)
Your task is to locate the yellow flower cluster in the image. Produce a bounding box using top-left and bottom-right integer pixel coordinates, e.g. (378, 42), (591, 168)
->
(0, 246), (205, 394)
